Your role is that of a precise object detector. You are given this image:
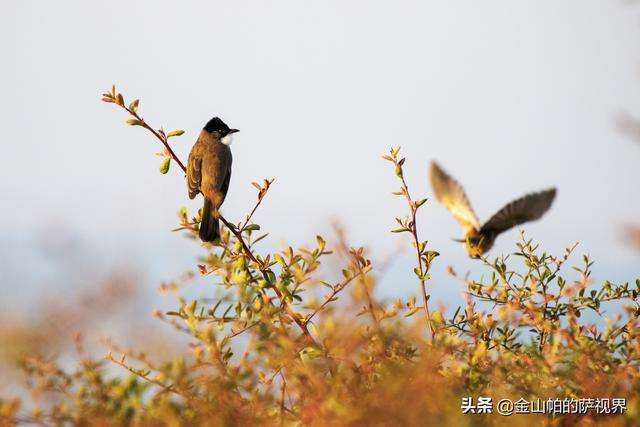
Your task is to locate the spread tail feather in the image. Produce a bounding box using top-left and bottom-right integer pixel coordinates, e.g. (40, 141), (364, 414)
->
(199, 198), (220, 242)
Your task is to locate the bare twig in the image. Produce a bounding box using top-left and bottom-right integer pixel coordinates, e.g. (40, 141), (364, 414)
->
(241, 179), (274, 231)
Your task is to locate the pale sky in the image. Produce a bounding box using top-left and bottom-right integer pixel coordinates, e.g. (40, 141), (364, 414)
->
(2, 1), (640, 307)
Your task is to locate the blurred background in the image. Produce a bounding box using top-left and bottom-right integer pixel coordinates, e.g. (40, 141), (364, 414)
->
(2, 0), (640, 382)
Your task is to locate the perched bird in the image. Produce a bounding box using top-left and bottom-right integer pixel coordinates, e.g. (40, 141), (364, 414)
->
(187, 117), (238, 242)
(429, 161), (556, 258)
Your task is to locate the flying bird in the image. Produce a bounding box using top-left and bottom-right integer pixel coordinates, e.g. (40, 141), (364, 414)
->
(429, 161), (556, 258)
(187, 117), (238, 242)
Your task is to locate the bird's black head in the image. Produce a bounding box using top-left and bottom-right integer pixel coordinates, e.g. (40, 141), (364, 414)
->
(203, 117), (239, 136)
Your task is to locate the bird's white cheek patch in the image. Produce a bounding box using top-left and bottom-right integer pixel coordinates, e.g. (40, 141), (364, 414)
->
(221, 135), (233, 146)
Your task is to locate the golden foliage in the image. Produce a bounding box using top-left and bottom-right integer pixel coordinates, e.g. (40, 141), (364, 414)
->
(0, 89), (638, 426)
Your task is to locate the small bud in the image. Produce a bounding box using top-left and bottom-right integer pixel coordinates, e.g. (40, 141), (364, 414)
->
(129, 99), (139, 112)
(159, 157), (171, 174)
(126, 118), (144, 126)
(167, 129), (185, 138)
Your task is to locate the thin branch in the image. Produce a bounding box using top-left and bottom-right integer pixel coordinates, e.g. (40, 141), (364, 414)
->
(332, 223), (382, 328)
(304, 265), (371, 325)
(218, 217), (317, 345)
(228, 320), (260, 338)
(405, 184), (434, 338)
(242, 179), (274, 231)
(105, 352), (188, 399)
(103, 87), (317, 347)
(279, 370), (287, 424)
(102, 88), (187, 173)
(385, 148), (435, 340)
(125, 106), (187, 172)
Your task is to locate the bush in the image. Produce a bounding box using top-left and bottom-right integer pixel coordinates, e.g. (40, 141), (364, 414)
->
(1, 87), (638, 426)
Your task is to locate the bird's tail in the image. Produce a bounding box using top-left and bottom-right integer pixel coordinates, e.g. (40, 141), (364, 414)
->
(199, 198), (220, 242)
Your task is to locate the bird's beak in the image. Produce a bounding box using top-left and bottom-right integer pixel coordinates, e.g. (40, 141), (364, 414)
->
(228, 129), (240, 134)
(452, 238), (465, 243)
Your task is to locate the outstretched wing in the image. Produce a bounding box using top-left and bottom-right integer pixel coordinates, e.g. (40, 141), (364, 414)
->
(481, 188), (556, 235)
(187, 139), (203, 199)
(429, 161), (480, 232)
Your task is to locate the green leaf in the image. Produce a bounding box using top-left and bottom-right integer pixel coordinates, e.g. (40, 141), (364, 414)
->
(167, 129), (185, 138)
(319, 281), (333, 289)
(265, 270), (276, 284)
(273, 254), (286, 266)
(159, 157), (171, 174)
(424, 251), (440, 262)
(391, 227), (410, 233)
(126, 118), (144, 126)
(405, 307), (419, 317)
(414, 198), (428, 208)
(244, 224), (260, 232)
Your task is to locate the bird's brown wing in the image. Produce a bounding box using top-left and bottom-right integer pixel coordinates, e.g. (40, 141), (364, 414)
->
(481, 188), (556, 235)
(429, 161), (480, 233)
(187, 140), (203, 199)
(219, 151), (232, 205)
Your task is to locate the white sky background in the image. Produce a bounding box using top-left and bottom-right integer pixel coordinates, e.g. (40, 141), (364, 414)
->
(2, 1), (640, 306)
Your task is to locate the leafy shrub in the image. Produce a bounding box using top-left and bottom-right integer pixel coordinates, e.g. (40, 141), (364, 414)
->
(1, 87), (639, 426)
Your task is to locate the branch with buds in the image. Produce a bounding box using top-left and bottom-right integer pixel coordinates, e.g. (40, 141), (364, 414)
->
(383, 146), (437, 340)
(101, 85), (318, 346)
